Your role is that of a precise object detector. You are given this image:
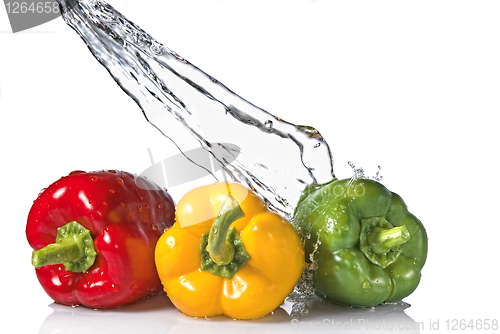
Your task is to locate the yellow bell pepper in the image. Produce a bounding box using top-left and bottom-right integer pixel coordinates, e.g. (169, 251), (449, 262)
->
(155, 182), (305, 319)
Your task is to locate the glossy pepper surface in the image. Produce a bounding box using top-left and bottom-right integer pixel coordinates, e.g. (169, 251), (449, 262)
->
(293, 178), (427, 307)
(155, 182), (305, 319)
(26, 170), (175, 308)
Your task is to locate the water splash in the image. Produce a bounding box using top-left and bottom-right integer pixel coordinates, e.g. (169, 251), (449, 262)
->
(57, 0), (335, 217)
(288, 227), (322, 315)
(348, 161), (383, 182)
(372, 165), (383, 182)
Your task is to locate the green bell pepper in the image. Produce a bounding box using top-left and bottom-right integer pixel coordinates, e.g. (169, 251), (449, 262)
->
(293, 178), (427, 307)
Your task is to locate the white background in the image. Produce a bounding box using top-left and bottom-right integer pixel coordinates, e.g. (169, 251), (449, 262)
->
(1, 1), (499, 333)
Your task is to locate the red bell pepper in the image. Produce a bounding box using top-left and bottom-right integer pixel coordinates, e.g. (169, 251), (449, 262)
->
(26, 170), (175, 308)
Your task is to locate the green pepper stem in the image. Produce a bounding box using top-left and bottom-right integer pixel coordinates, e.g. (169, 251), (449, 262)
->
(32, 241), (83, 268)
(206, 196), (245, 266)
(31, 221), (96, 273)
(366, 225), (410, 254)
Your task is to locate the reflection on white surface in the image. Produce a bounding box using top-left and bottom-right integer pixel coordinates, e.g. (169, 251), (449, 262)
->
(38, 293), (420, 334)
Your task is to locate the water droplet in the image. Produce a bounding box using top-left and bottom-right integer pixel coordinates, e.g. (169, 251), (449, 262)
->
(334, 266), (341, 272)
(371, 165), (383, 181)
(103, 201), (108, 206)
(158, 203), (163, 209)
(145, 205), (150, 210)
(130, 284), (138, 290)
(362, 279), (370, 289)
(111, 284), (120, 292)
(348, 161), (366, 181)
(108, 170), (117, 173)
(314, 143), (321, 148)
(38, 188), (47, 196)
(90, 176), (98, 182)
(116, 178), (124, 186)
(151, 224), (159, 231)
(137, 206), (143, 213)
(264, 120), (273, 129)
(109, 189), (115, 194)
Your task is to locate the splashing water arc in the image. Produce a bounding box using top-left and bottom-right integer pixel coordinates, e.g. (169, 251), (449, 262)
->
(57, 0), (335, 217)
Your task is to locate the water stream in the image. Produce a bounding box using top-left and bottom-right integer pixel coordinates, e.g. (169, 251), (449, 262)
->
(57, 0), (335, 218)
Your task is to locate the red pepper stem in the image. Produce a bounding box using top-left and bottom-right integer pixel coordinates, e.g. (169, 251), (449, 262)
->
(32, 241), (83, 268)
(206, 195), (245, 266)
(31, 221), (97, 273)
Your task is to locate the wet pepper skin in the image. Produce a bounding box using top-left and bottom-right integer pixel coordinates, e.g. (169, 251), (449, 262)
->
(293, 178), (427, 307)
(155, 182), (305, 319)
(26, 170), (175, 308)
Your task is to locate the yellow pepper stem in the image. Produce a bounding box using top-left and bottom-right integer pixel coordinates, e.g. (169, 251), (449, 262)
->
(206, 195), (245, 266)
